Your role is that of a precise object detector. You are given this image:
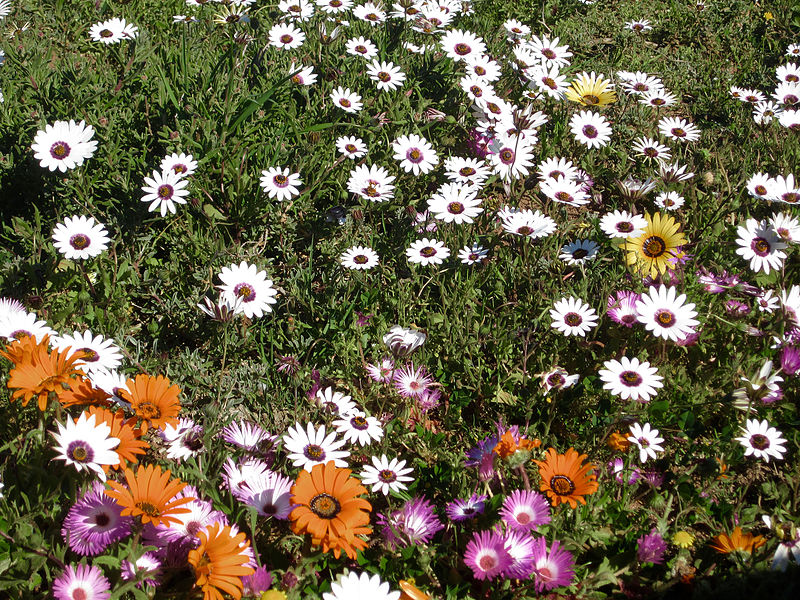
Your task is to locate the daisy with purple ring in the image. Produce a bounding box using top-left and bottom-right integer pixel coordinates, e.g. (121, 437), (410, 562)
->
(446, 494), (487, 522)
(463, 530), (512, 581)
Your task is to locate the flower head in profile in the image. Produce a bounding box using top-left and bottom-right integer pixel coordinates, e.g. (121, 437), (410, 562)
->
(377, 496), (444, 549)
(709, 526), (766, 555)
(187, 523), (255, 600)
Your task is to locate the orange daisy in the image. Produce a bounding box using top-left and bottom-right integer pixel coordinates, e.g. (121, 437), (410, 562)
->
(58, 377), (113, 409)
(290, 461), (372, 559)
(0, 335), (85, 411)
(535, 447), (599, 508)
(607, 431), (633, 451)
(494, 430), (541, 459)
(187, 522), (255, 600)
(104, 463), (193, 527)
(87, 406), (149, 470)
(120, 373), (181, 432)
(709, 526), (766, 555)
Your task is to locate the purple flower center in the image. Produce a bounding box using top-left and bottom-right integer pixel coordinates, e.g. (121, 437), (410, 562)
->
(79, 347), (100, 362)
(353, 254), (368, 264)
(70, 234), (90, 250)
(233, 282), (256, 302)
(303, 444), (325, 461)
(273, 174), (289, 188)
(655, 309), (676, 327)
(419, 246), (436, 258)
(66, 440), (94, 464)
(750, 434), (769, 450)
(564, 312), (582, 327)
(351, 416), (369, 430)
(50, 141), (71, 159)
(406, 148), (423, 163)
(158, 184), (174, 199)
(499, 148), (515, 164)
(448, 202), (465, 214)
(620, 370), (642, 386)
(582, 124), (598, 138)
(454, 43), (471, 56)
(751, 237), (771, 256)
(378, 469), (397, 483)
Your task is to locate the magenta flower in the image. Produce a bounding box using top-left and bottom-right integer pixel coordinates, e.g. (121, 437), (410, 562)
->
(393, 362), (434, 398)
(503, 529), (536, 579)
(242, 565), (274, 596)
(499, 489), (551, 531)
(607, 290), (641, 327)
(531, 537), (575, 592)
(781, 346), (800, 376)
(446, 494), (487, 522)
(637, 528), (667, 564)
(61, 482), (133, 556)
(377, 496), (444, 548)
(53, 564), (111, 600)
(465, 435), (499, 481)
(464, 530), (512, 581)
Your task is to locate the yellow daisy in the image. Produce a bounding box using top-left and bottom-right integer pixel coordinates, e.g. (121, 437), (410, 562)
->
(624, 212), (687, 278)
(566, 71), (617, 106)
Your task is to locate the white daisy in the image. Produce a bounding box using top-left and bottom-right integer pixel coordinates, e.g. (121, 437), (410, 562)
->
(735, 419), (787, 462)
(217, 261), (278, 318)
(367, 60), (406, 92)
(141, 169), (189, 216)
(598, 357), (663, 402)
(268, 22), (306, 50)
(458, 244), (488, 265)
(635, 285), (699, 342)
(0, 311), (54, 342)
(439, 29), (486, 62)
(346, 164), (395, 202)
(259, 167), (302, 201)
(51, 215), (110, 260)
(770, 174), (800, 204)
(360, 455), (414, 495)
(289, 63), (318, 86)
(770, 212), (800, 242)
(341, 246), (379, 270)
(465, 55), (501, 82)
(426, 183), (482, 224)
(392, 134), (439, 175)
(406, 238), (450, 266)
(282, 422), (349, 472)
(383, 325), (426, 357)
(330, 86), (363, 113)
(570, 110), (612, 148)
(632, 137), (672, 164)
(528, 64), (568, 99)
(160, 152), (197, 177)
(333, 411), (384, 446)
(323, 572), (399, 600)
(654, 191), (684, 211)
(639, 89), (678, 108)
(599, 210), (647, 238)
(753, 100), (783, 125)
(627, 422), (664, 463)
(488, 134), (535, 181)
(443, 156), (491, 187)
(658, 116), (701, 142)
(540, 177), (590, 206)
(353, 2), (386, 25)
(756, 289), (780, 313)
(89, 18), (138, 44)
(549, 297), (599, 337)
(314, 386), (358, 417)
(51, 412), (120, 481)
(500, 209), (557, 239)
(735, 218), (787, 274)
(336, 136), (367, 159)
(746, 172), (777, 200)
(53, 331), (123, 374)
(537, 157), (578, 182)
(31, 120), (98, 173)
(345, 36), (378, 59)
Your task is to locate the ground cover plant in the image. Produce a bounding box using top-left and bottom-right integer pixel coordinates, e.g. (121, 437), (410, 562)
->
(0, 0), (799, 598)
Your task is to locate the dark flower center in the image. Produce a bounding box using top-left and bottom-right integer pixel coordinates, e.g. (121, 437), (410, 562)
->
(137, 401), (161, 420)
(655, 309), (676, 327)
(100, 29), (114, 38)
(378, 469), (397, 483)
(782, 192), (799, 204)
(671, 128), (686, 137)
(550, 474), (576, 495)
(67, 441), (93, 463)
(752, 238), (771, 256)
(355, 45), (366, 53)
(571, 248), (588, 260)
(378, 71), (391, 82)
(517, 226), (533, 235)
(460, 167), (476, 176)
(555, 191), (573, 203)
(340, 98), (352, 107)
(547, 373), (565, 387)
(303, 444), (325, 460)
(79, 348), (100, 362)
(353, 255), (368, 264)
(345, 144), (357, 153)
(406, 148), (423, 163)
(273, 174), (289, 187)
(157, 185), (173, 199)
(644, 147), (659, 158)
(754, 185), (768, 196)
(564, 312), (582, 327)
(582, 125), (598, 138)
(233, 283), (256, 302)
(543, 77), (557, 89)
(651, 98), (666, 106)
(173, 164), (187, 174)
(351, 416), (369, 430)
(50, 141), (71, 159)
(94, 513), (111, 527)
(479, 554), (497, 570)
(448, 202), (465, 214)
(582, 93), (600, 105)
(454, 43), (471, 55)
(309, 493), (341, 518)
(620, 371), (643, 386)
(617, 222), (634, 233)
(749, 434), (770, 450)
(135, 501), (160, 517)
(499, 148), (515, 164)
(419, 246), (436, 258)
(642, 236), (667, 258)
(542, 48), (556, 59)
(70, 234), (90, 250)
(470, 85), (483, 96)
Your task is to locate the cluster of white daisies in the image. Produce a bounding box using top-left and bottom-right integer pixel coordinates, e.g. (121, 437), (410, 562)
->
(729, 47), (800, 128)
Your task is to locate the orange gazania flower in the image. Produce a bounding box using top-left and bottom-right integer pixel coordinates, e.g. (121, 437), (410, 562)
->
(187, 522), (255, 600)
(104, 464), (194, 527)
(607, 431), (633, 451)
(709, 526), (766, 555)
(59, 377), (112, 408)
(87, 406), (149, 470)
(120, 373), (181, 432)
(0, 335), (85, 411)
(494, 430), (541, 459)
(289, 461), (372, 559)
(535, 447), (599, 508)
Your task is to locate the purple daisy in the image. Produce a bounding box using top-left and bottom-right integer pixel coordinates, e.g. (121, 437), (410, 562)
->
(503, 528), (536, 579)
(377, 496), (444, 548)
(465, 435), (498, 481)
(52, 564), (111, 600)
(607, 290), (641, 327)
(781, 346), (800, 376)
(149, 486), (227, 549)
(464, 530), (512, 581)
(242, 565), (274, 596)
(416, 388), (442, 412)
(499, 489), (551, 532)
(531, 537), (575, 592)
(446, 494), (487, 522)
(121, 552), (162, 588)
(61, 482), (133, 556)
(221, 420), (276, 454)
(637, 528), (667, 564)
(393, 362), (434, 398)
(237, 470), (295, 519)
